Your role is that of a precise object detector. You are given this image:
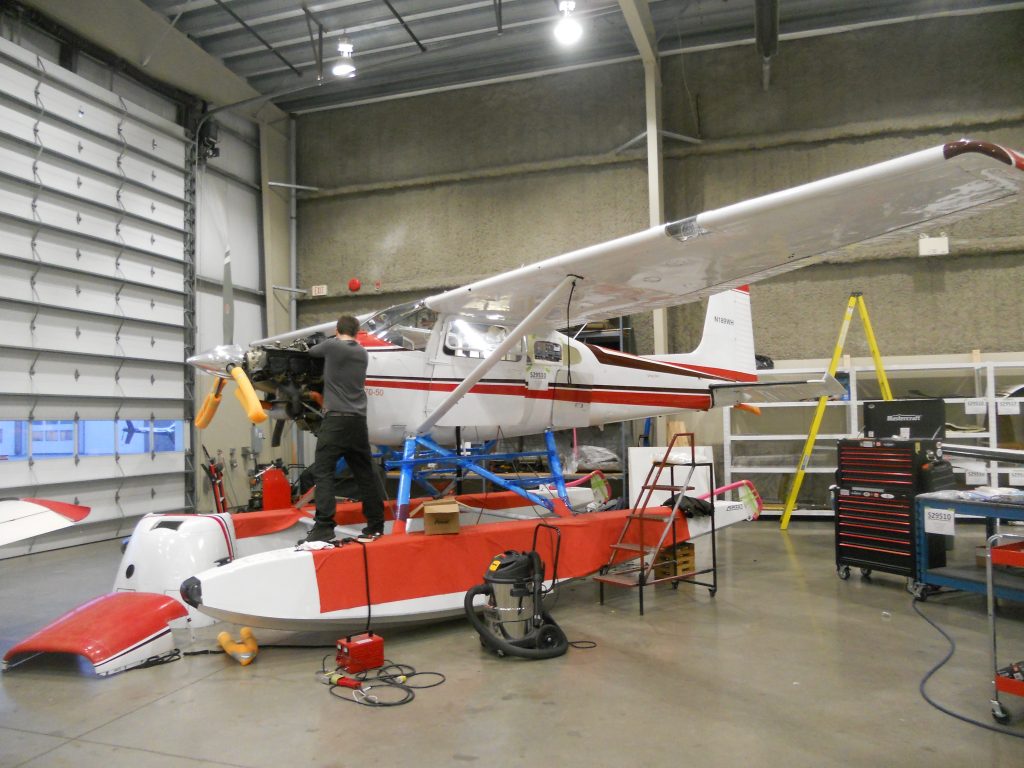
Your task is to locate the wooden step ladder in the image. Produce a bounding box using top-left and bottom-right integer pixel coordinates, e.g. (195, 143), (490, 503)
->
(594, 432), (718, 615)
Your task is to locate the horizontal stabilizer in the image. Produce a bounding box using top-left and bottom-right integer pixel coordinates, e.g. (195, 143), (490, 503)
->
(710, 374), (846, 408)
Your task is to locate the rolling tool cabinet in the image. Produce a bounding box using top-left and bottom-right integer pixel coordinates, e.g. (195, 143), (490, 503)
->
(833, 439), (952, 581)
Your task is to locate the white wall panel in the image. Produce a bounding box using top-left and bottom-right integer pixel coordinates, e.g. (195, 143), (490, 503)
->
(195, 290), (264, 350)
(208, 130), (259, 187)
(196, 170), (261, 289)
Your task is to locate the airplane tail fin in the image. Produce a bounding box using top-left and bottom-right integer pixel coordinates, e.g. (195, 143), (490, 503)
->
(654, 286), (757, 381)
(123, 420), (138, 445)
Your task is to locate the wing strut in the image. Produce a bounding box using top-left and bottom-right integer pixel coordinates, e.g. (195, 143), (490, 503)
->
(415, 274), (580, 436)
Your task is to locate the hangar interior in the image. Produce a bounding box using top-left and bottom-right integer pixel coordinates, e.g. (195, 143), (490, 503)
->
(1, 0), (1023, 765)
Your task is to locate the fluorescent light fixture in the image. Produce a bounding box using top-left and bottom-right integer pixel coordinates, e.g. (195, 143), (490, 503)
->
(553, 0), (583, 46)
(332, 38), (357, 78)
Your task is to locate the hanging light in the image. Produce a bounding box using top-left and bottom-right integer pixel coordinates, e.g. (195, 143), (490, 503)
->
(332, 37), (357, 78)
(553, 0), (583, 46)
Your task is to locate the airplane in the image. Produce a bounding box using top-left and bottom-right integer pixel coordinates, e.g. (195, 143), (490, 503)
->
(171, 137), (1024, 629)
(4, 138), (1023, 670)
(120, 420), (178, 447)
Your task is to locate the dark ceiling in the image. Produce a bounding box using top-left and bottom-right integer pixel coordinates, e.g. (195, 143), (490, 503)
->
(138, 0), (1021, 113)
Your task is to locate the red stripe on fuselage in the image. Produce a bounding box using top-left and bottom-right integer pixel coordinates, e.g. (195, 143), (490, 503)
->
(366, 377), (712, 409)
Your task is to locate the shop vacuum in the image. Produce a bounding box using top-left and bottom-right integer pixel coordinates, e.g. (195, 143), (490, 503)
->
(464, 525), (569, 660)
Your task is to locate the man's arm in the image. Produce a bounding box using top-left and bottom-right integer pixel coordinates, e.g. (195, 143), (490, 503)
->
(308, 337), (331, 358)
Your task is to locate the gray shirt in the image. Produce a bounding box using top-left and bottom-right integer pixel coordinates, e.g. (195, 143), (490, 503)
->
(308, 337), (369, 416)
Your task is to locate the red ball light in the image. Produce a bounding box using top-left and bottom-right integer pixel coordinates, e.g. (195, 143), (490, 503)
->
(348, 278), (361, 292)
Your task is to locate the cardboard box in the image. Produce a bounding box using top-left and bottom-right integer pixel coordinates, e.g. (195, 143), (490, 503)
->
(654, 542), (695, 579)
(422, 499), (461, 535)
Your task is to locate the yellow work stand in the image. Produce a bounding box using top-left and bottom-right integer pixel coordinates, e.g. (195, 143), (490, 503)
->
(779, 292), (892, 530)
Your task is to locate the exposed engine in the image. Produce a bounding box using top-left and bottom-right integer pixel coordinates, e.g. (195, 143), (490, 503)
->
(246, 334), (327, 444)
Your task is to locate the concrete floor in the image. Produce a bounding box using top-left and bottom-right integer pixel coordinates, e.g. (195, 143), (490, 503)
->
(2, 521), (1024, 767)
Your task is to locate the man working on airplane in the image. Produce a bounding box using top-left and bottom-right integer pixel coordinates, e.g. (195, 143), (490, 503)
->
(301, 315), (385, 543)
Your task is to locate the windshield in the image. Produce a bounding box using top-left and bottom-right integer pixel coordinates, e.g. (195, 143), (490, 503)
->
(362, 300), (438, 350)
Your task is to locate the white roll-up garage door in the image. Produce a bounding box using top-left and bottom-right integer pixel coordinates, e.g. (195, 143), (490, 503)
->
(0, 35), (189, 556)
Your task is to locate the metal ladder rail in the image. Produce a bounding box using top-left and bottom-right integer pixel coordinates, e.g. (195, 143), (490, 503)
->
(597, 434), (699, 614)
(601, 433), (696, 573)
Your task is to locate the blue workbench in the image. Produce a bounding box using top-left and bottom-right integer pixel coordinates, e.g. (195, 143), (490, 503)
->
(914, 491), (1024, 602)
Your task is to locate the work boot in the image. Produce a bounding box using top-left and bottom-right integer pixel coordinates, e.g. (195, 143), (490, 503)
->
(300, 523), (337, 545)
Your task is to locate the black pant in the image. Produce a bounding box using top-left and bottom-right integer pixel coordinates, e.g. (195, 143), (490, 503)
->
(312, 414), (384, 530)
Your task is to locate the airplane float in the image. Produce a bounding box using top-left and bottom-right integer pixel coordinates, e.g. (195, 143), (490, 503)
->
(4, 138), (1023, 674)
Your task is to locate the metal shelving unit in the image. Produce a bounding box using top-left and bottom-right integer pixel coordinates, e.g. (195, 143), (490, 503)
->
(722, 355), (1024, 515)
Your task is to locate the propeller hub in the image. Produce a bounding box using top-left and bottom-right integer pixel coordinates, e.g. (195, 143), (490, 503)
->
(187, 344), (245, 377)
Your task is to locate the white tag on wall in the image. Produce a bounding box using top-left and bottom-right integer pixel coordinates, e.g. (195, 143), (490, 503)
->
(965, 468), (988, 486)
(918, 236), (949, 256)
(997, 400), (1021, 415)
(965, 399), (987, 415)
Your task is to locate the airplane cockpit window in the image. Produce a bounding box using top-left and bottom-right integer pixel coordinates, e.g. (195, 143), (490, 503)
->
(443, 319), (523, 361)
(362, 301), (438, 351)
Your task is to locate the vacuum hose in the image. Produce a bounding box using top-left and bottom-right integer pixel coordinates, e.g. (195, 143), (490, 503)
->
(464, 584), (568, 660)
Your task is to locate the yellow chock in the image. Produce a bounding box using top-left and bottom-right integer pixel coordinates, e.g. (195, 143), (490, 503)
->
(217, 626), (259, 666)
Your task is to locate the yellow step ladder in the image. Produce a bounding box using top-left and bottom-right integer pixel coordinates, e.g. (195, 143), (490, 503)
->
(780, 292), (892, 530)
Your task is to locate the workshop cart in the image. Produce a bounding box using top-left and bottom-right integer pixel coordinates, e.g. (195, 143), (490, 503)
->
(986, 532), (1024, 724)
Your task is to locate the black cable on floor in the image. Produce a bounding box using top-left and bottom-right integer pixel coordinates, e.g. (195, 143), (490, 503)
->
(912, 597), (1024, 739)
(321, 659), (446, 707)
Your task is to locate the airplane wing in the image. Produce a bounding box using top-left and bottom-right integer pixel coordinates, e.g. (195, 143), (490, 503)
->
(425, 139), (1024, 326)
(0, 498), (91, 547)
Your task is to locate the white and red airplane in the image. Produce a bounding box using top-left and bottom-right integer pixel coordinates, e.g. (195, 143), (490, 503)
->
(4, 138), (1023, 668)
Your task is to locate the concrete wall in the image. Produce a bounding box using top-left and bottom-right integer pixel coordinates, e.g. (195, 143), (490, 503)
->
(296, 11), (1024, 366)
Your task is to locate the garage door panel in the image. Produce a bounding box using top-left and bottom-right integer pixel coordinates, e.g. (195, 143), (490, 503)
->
(0, 54), (40, 105)
(0, 217), (185, 289)
(0, 177), (183, 259)
(0, 138), (185, 230)
(0, 350), (183, 400)
(0, 396), (184, 422)
(3, 474), (186, 518)
(0, 453), (185, 490)
(0, 101), (186, 201)
(31, 80), (185, 169)
(0, 259), (183, 325)
(0, 302), (183, 362)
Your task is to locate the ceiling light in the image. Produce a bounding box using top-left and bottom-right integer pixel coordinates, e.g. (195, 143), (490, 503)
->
(332, 38), (357, 78)
(553, 0), (583, 46)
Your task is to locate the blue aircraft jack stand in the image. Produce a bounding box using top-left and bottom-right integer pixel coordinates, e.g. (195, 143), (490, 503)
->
(385, 430), (572, 533)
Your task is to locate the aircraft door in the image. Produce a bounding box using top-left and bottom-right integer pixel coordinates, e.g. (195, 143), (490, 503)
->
(426, 318), (526, 428)
(529, 338), (591, 428)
